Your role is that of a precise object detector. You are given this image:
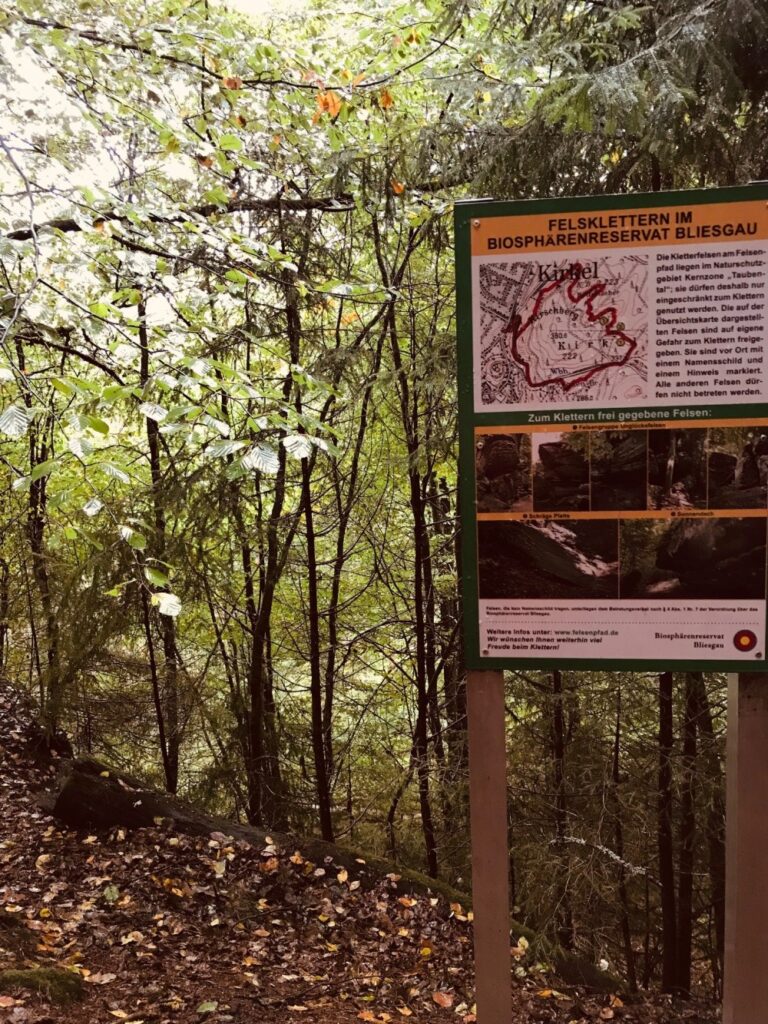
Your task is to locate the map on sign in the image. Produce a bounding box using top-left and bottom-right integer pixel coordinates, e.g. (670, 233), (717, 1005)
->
(477, 254), (648, 408)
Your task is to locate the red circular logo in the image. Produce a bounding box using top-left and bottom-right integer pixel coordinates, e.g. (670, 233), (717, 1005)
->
(734, 630), (758, 652)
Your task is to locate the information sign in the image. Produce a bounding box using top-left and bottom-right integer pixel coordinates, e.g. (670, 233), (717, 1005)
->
(455, 185), (768, 670)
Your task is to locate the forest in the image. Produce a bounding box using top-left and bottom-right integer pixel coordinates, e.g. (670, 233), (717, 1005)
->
(1, 0), (767, 1020)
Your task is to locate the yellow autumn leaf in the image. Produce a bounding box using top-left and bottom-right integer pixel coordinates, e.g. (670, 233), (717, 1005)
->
(396, 1009), (412, 1018)
(337, 868), (348, 883)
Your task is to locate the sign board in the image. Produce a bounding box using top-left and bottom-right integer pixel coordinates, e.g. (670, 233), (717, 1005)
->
(455, 184), (768, 670)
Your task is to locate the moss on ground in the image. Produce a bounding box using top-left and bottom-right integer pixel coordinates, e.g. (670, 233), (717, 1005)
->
(0, 967), (84, 1003)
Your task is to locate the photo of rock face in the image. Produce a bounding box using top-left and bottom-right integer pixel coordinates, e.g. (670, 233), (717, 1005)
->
(707, 427), (768, 509)
(648, 429), (707, 509)
(475, 433), (532, 512)
(619, 518), (767, 599)
(590, 430), (648, 510)
(477, 519), (619, 600)
(532, 432), (589, 511)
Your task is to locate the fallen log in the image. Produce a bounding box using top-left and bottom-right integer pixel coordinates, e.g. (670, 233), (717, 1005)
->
(40, 756), (621, 993)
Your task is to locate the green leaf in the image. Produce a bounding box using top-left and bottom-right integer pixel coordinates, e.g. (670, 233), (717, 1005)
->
(83, 497), (103, 517)
(30, 459), (58, 482)
(225, 269), (249, 285)
(283, 434), (313, 459)
(200, 413), (230, 437)
(218, 133), (242, 152)
(152, 592), (182, 617)
(119, 525), (147, 550)
(241, 443), (279, 473)
(207, 439), (246, 458)
(196, 1003), (219, 1015)
(0, 404), (31, 438)
(80, 414), (110, 435)
(145, 566), (170, 587)
(51, 378), (76, 397)
(101, 462), (130, 484)
(103, 885), (120, 904)
(139, 402), (168, 423)
(68, 436), (93, 458)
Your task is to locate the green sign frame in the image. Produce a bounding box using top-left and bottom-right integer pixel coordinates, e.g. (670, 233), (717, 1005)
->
(455, 183), (768, 671)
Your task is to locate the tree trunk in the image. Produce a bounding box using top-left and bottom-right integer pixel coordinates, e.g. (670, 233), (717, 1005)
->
(689, 671), (726, 994)
(138, 300), (180, 793)
(675, 672), (698, 995)
(658, 671), (677, 991)
(0, 557), (8, 673)
(551, 669), (574, 949)
(301, 454), (334, 842)
(612, 686), (638, 991)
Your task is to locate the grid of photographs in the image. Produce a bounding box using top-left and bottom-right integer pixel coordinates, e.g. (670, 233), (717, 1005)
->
(478, 516), (767, 602)
(475, 425), (768, 514)
(475, 425), (768, 602)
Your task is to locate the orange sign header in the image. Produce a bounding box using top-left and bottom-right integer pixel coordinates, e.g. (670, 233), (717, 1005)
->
(471, 199), (768, 256)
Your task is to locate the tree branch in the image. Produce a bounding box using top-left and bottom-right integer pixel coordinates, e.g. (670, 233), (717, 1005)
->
(6, 194), (354, 242)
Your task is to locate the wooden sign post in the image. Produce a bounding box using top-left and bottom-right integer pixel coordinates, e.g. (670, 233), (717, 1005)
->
(467, 670), (512, 1023)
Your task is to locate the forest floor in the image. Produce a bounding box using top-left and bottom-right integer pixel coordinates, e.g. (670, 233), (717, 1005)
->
(0, 685), (719, 1024)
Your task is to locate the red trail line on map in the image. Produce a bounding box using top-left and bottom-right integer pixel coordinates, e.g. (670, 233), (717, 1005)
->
(505, 262), (638, 391)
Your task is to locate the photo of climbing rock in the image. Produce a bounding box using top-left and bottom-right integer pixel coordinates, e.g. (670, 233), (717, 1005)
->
(475, 433), (532, 512)
(477, 519), (619, 599)
(647, 429), (707, 509)
(707, 426), (768, 509)
(590, 429), (648, 510)
(532, 431), (589, 511)
(619, 517), (767, 599)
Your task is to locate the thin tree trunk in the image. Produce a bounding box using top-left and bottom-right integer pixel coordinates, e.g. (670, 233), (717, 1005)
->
(140, 587), (172, 787)
(139, 300), (179, 793)
(613, 685), (638, 991)
(0, 556), (8, 673)
(322, 326), (387, 779)
(658, 671), (677, 991)
(301, 453), (334, 842)
(690, 671), (726, 995)
(676, 672), (698, 995)
(552, 669), (574, 949)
